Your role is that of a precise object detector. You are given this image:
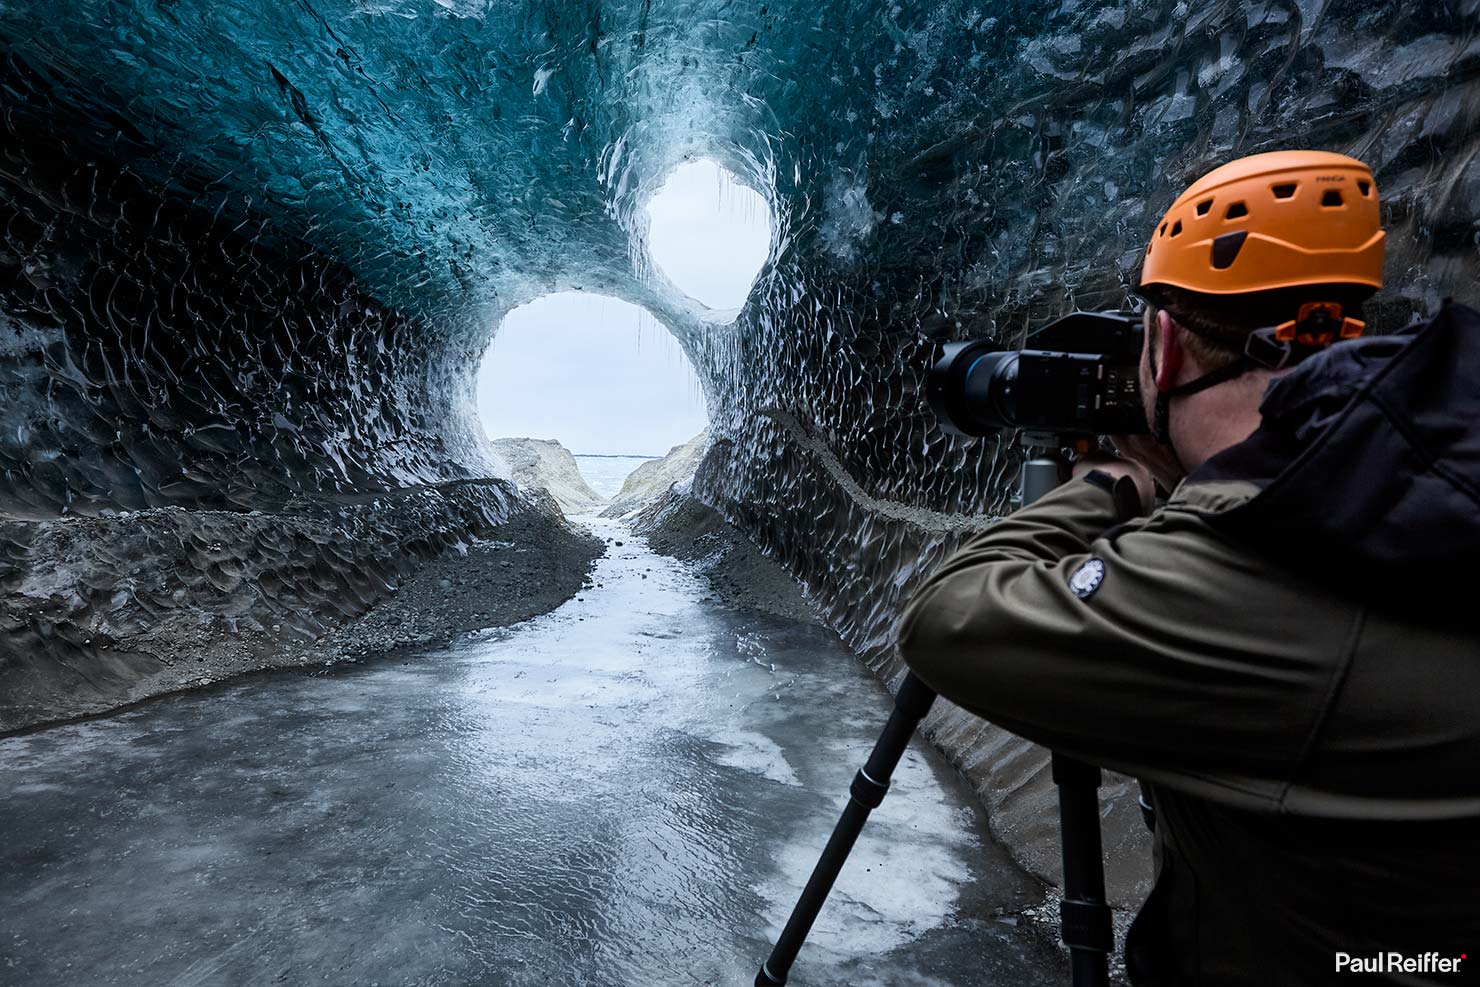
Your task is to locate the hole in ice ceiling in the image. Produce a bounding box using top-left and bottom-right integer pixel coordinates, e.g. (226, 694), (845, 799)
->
(476, 292), (709, 495)
(645, 159), (772, 320)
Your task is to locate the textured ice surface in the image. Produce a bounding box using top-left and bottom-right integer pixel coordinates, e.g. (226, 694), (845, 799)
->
(2, 0), (1478, 897)
(0, 481), (523, 729)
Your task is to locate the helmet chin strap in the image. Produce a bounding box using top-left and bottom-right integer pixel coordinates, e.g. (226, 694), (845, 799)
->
(1150, 358), (1253, 446)
(1148, 301), (1356, 446)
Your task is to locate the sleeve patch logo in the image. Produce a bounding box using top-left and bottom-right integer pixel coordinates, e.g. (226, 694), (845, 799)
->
(1068, 558), (1106, 600)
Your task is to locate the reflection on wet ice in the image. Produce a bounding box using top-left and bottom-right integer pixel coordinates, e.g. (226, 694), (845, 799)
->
(0, 519), (1061, 987)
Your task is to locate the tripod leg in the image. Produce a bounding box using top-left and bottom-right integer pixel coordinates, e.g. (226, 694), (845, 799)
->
(755, 673), (937, 986)
(1053, 753), (1113, 987)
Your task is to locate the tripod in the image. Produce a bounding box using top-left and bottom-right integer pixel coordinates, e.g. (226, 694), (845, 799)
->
(755, 448), (1114, 987)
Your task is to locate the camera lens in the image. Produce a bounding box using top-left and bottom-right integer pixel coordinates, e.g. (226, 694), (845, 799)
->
(926, 311), (1145, 438)
(926, 339), (1018, 436)
(963, 351), (1018, 431)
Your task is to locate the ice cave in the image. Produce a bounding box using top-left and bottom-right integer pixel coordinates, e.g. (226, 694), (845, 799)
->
(1, 2), (1477, 984)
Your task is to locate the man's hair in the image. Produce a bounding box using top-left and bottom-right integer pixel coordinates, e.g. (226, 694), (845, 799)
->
(1145, 294), (1244, 372)
(1142, 283), (1372, 372)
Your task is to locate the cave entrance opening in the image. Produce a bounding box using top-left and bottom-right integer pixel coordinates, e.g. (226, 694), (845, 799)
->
(475, 291), (709, 508)
(644, 159), (772, 319)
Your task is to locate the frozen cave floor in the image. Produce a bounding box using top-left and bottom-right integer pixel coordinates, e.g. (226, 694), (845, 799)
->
(0, 502), (1083, 986)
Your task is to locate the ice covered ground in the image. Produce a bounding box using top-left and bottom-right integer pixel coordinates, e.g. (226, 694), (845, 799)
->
(0, 521), (1064, 986)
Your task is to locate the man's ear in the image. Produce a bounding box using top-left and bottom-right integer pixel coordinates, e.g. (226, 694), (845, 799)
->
(1153, 309), (1184, 393)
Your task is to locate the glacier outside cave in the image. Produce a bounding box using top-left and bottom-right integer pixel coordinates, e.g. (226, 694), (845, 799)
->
(2, 0), (1479, 974)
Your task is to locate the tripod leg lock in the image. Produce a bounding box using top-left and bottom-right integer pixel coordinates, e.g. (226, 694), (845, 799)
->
(1059, 896), (1114, 954)
(755, 961), (786, 986)
(849, 768), (889, 809)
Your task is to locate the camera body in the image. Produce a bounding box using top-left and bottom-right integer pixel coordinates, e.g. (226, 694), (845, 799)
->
(926, 310), (1147, 437)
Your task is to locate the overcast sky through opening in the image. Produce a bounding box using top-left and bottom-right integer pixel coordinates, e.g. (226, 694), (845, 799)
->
(477, 293), (708, 456)
(645, 159), (771, 313)
(476, 159), (770, 457)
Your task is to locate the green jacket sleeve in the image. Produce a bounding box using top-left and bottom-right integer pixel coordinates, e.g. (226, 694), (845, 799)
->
(896, 476), (1363, 809)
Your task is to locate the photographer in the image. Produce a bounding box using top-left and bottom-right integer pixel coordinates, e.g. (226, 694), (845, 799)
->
(898, 151), (1480, 985)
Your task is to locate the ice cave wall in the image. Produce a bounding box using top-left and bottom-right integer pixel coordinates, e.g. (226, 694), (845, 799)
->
(3, 0), (1478, 893)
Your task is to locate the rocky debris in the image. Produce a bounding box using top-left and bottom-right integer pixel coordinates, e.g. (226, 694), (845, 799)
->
(492, 438), (607, 517)
(301, 515), (601, 670)
(631, 486), (816, 625)
(601, 430), (709, 519)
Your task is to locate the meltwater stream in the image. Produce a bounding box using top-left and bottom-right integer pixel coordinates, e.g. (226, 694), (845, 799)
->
(0, 520), (1063, 987)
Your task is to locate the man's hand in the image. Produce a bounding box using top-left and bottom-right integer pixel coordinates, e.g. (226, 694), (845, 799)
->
(1071, 453), (1156, 515)
(1109, 432), (1186, 495)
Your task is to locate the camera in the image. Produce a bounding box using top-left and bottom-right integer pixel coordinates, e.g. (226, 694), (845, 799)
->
(926, 310), (1148, 437)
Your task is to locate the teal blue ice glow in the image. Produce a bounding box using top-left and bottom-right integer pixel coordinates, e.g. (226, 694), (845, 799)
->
(1, 0), (799, 331)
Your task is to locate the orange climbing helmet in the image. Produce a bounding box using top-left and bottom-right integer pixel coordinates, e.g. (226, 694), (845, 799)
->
(1136, 152), (1389, 441)
(1139, 150), (1386, 302)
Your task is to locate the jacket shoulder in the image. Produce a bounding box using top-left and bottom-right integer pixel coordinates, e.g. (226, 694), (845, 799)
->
(1164, 478), (1261, 517)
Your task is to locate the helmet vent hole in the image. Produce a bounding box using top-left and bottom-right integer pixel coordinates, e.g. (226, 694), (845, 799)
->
(1196, 199), (1213, 217)
(1159, 223), (1168, 237)
(1357, 179), (1372, 197)
(1321, 189), (1344, 207)
(1272, 183), (1298, 200)
(1211, 230), (1249, 270)
(1170, 220), (1183, 237)
(1224, 201), (1249, 220)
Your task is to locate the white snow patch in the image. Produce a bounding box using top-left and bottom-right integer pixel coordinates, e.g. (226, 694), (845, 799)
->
(711, 731), (801, 787)
(756, 747), (979, 955)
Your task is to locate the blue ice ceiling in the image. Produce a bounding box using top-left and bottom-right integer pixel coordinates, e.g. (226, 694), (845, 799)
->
(3, 0), (804, 327)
